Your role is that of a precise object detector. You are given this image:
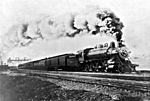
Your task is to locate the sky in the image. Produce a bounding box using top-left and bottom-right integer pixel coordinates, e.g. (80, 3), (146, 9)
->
(0, 0), (150, 32)
(0, 0), (150, 69)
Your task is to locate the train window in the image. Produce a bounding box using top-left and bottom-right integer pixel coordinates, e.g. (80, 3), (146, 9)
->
(68, 55), (76, 58)
(77, 52), (82, 57)
(39, 60), (45, 65)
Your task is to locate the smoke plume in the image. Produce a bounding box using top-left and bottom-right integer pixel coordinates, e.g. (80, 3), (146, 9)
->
(0, 6), (124, 60)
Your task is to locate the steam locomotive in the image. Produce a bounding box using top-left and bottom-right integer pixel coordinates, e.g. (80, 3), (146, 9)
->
(18, 40), (138, 73)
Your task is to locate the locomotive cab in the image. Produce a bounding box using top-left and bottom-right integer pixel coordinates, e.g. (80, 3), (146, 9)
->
(77, 48), (93, 63)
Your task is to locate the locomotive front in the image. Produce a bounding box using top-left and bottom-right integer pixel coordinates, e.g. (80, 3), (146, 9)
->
(107, 42), (137, 73)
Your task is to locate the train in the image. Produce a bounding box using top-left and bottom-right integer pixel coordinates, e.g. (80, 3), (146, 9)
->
(18, 40), (138, 73)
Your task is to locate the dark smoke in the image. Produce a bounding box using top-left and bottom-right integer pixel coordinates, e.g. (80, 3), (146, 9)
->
(67, 17), (83, 37)
(22, 24), (28, 34)
(0, 6), (124, 60)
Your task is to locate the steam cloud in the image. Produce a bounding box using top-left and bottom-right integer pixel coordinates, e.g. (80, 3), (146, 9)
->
(0, 6), (124, 60)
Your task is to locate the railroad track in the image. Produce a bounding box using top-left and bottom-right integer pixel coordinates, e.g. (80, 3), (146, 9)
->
(16, 69), (150, 94)
(46, 71), (150, 81)
(18, 69), (150, 81)
(30, 73), (150, 93)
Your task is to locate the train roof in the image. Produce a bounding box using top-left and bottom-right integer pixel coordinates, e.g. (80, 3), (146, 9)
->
(18, 53), (75, 66)
(47, 53), (75, 59)
(31, 58), (47, 62)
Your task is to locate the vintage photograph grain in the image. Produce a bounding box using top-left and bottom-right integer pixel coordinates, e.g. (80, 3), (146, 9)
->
(0, 0), (150, 101)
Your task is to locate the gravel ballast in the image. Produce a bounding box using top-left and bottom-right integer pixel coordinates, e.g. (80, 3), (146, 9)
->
(0, 70), (150, 101)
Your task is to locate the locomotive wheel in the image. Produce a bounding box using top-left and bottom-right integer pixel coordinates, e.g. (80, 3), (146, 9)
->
(99, 61), (107, 72)
(84, 64), (90, 72)
(83, 64), (88, 72)
(89, 64), (93, 72)
(94, 62), (100, 72)
(90, 62), (101, 72)
(116, 64), (125, 73)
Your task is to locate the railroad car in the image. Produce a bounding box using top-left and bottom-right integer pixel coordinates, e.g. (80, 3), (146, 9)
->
(18, 54), (80, 71)
(47, 54), (79, 71)
(32, 58), (47, 70)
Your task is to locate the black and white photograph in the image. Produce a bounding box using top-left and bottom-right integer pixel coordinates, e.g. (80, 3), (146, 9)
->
(0, 0), (150, 101)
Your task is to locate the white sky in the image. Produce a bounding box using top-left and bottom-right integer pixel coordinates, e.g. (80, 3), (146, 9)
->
(0, 0), (150, 32)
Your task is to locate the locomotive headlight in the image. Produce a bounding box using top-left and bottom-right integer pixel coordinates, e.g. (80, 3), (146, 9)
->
(118, 47), (130, 59)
